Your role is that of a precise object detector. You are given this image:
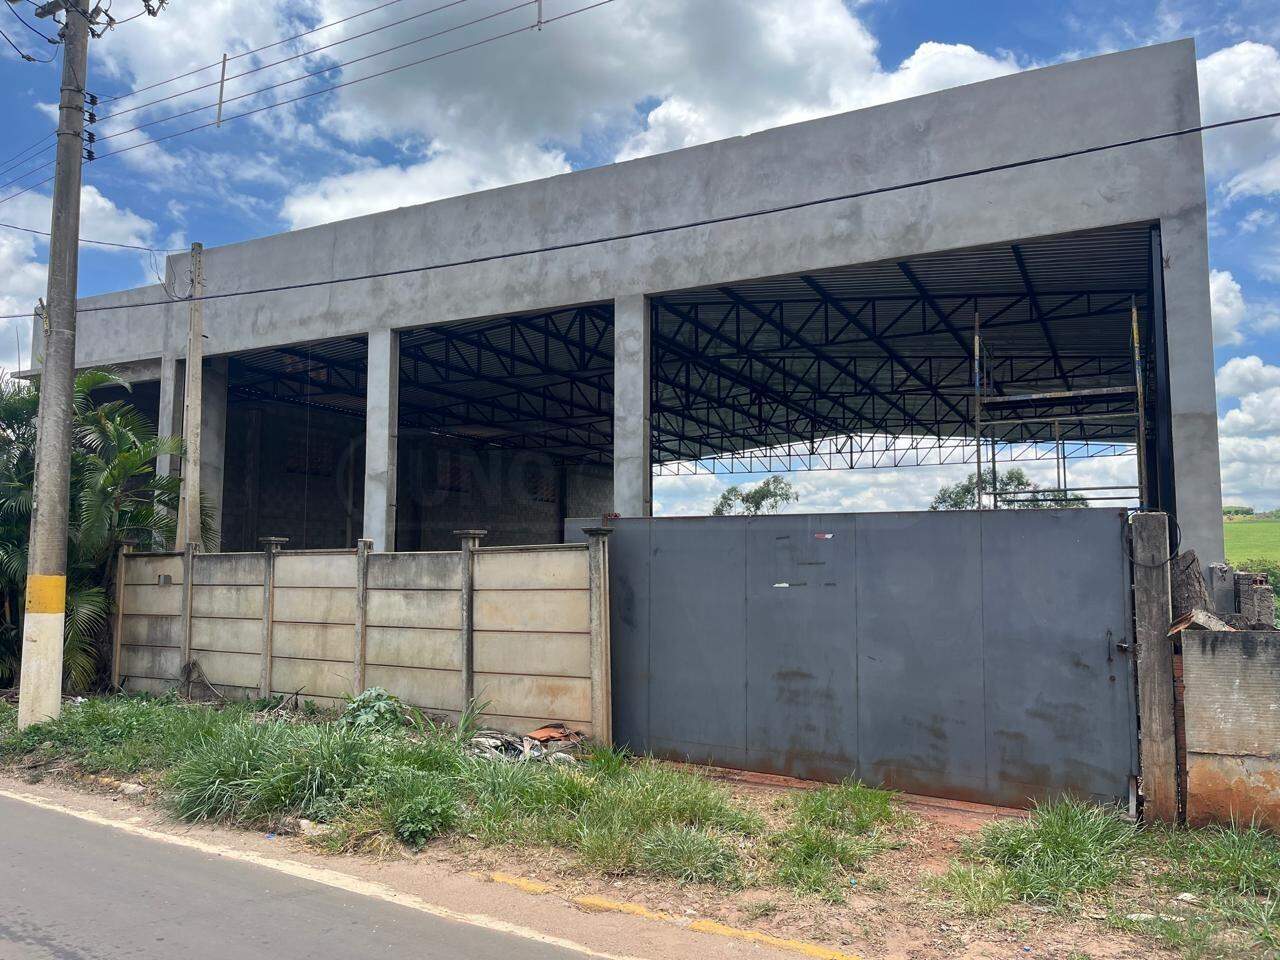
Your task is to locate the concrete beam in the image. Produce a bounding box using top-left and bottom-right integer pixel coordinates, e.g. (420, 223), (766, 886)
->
(364, 329), (400, 550)
(156, 354), (183, 482)
(612, 295), (651, 517)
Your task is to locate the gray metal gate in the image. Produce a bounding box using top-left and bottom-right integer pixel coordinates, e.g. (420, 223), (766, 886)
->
(573, 509), (1138, 808)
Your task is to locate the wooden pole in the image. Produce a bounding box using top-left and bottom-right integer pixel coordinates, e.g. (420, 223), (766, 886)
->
(1132, 512), (1177, 822)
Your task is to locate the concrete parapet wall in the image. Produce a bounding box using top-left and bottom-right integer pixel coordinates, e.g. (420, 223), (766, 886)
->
(1180, 631), (1280, 830)
(116, 537), (611, 740)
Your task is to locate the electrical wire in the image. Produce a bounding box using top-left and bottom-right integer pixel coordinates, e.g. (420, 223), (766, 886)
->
(0, 103), (1275, 322)
(2, 0), (540, 188)
(7, 1), (60, 47)
(0, 219), (183, 252)
(2, 26), (55, 62)
(86, 0), (599, 165)
(0, 134), (56, 176)
(95, 0), (477, 123)
(98, 0), (428, 104)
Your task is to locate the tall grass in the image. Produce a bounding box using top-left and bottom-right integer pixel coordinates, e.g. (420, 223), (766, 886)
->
(972, 796), (1136, 904)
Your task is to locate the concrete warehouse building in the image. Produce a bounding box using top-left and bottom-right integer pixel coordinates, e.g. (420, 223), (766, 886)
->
(54, 39), (1223, 563)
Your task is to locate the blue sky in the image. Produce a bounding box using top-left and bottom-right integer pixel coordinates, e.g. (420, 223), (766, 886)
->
(1, 0), (1278, 511)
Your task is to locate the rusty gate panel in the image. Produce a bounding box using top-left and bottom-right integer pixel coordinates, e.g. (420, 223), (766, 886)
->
(568, 508), (1137, 807)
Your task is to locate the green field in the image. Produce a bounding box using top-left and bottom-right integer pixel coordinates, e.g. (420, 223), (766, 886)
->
(1223, 517), (1280, 566)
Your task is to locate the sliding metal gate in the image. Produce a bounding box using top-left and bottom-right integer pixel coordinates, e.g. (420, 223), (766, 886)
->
(574, 508), (1138, 808)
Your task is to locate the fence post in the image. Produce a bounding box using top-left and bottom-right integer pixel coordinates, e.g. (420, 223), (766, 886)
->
(110, 543), (130, 690)
(454, 529), (486, 710)
(179, 540), (197, 696)
(583, 526), (614, 746)
(1132, 512), (1177, 823)
(258, 537), (288, 699)
(353, 538), (372, 695)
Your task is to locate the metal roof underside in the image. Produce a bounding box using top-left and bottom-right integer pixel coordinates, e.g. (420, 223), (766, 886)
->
(226, 222), (1157, 471)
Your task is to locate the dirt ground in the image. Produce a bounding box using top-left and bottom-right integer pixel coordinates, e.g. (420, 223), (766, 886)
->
(0, 764), (1173, 960)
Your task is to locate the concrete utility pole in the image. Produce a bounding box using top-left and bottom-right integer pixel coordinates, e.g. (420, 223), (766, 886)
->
(175, 242), (204, 548)
(18, 0), (93, 728)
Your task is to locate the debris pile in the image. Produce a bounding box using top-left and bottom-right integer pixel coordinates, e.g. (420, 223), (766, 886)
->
(466, 722), (586, 764)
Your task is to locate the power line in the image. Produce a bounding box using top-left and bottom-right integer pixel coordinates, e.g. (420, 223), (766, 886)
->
(96, 0), (478, 123)
(1, 105), (1275, 322)
(87, 0), (598, 165)
(1, 0), (543, 189)
(2, 25), (55, 63)
(0, 134), (55, 175)
(7, 1), (60, 47)
(98, 0), (424, 104)
(0, 219), (181, 252)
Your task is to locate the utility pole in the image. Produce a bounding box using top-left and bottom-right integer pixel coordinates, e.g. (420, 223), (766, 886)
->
(175, 242), (203, 549)
(17, 0), (93, 728)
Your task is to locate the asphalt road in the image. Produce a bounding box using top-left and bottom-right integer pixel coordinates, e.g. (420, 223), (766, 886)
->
(0, 795), (586, 960)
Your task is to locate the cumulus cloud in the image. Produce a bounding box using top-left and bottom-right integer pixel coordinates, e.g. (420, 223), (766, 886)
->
(1198, 41), (1280, 199)
(273, 0), (1021, 225)
(1217, 355), (1280, 397)
(0, 187), (156, 371)
(1208, 268), (1247, 345)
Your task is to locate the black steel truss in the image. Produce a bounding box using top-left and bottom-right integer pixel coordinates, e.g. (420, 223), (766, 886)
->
(223, 224), (1159, 475)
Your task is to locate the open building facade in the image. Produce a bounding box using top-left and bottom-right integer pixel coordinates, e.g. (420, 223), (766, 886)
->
(56, 39), (1223, 564)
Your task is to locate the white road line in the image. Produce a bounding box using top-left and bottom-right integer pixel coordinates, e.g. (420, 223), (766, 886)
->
(0, 788), (645, 960)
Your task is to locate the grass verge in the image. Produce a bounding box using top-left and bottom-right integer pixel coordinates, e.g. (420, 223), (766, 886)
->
(0, 694), (903, 901)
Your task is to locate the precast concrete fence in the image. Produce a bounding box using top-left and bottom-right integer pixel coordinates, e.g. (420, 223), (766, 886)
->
(111, 529), (614, 742)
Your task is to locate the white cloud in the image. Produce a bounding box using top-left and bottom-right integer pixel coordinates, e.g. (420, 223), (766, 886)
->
(0, 187), (156, 370)
(1208, 268), (1247, 345)
(1238, 208), (1277, 233)
(1217, 355), (1280, 398)
(1198, 41), (1280, 199)
(282, 142), (570, 229)
(275, 0), (1020, 225)
(1220, 386), (1280, 437)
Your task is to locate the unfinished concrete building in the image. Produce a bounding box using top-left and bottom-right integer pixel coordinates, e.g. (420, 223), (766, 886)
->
(60, 39), (1240, 809)
(56, 39), (1222, 561)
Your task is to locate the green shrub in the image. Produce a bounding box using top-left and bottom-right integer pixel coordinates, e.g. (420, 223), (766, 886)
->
(339, 688), (407, 734)
(770, 823), (879, 900)
(392, 781), (460, 848)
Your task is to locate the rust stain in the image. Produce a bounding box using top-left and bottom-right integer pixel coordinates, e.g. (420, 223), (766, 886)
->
(1187, 753), (1280, 831)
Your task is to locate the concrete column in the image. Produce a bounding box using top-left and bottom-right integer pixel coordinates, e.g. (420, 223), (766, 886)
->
(363, 329), (399, 551)
(1158, 180), (1224, 567)
(200, 358), (228, 550)
(155, 354), (183, 481)
(612, 295), (651, 517)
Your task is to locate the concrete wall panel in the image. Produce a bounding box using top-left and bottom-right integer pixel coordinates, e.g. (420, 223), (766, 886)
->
(474, 547), (588, 590)
(366, 589), (459, 630)
(192, 553), (266, 585)
(122, 676), (174, 696)
(270, 657), (353, 700)
(272, 586), (357, 624)
(365, 664), (461, 713)
(273, 553), (357, 589)
(194, 650), (262, 689)
(473, 589), (589, 633)
(473, 674), (591, 724)
(122, 584), (183, 617)
(123, 555), (184, 586)
(191, 616), (262, 654)
(365, 626), (460, 671)
(121, 614), (181, 647)
(191, 584), (262, 620)
(474, 631), (590, 678)
(120, 644), (180, 680)
(272, 621), (355, 662)
(366, 552), (460, 590)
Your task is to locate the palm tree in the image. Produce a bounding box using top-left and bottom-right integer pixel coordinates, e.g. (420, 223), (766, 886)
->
(0, 369), (189, 690)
